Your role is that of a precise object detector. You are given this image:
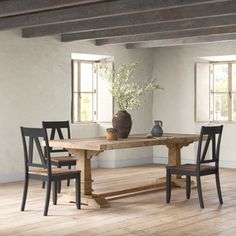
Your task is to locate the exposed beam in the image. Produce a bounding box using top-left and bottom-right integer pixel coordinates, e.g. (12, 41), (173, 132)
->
(0, 0), (106, 17)
(22, 0), (235, 38)
(61, 15), (236, 42)
(0, 0), (230, 32)
(95, 25), (236, 46)
(126, 34), (236, 49)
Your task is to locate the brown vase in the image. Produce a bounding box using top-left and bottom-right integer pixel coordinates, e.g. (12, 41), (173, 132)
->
(112, 110), (132, 138)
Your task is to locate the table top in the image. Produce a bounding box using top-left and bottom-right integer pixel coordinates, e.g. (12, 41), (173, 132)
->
(49, 133), (200, 152)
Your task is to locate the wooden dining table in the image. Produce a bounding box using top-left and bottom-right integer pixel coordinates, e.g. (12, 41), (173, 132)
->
(49, 133), (200, 208)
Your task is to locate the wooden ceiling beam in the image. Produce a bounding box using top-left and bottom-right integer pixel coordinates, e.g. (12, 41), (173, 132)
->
(60, 15), (236, 42)
(126, 34), (236, 49)
(21, 0), (235, 38)
(95, 25), (236, 46)
(0, 0), (230, 31)
(0, 0), (106, 17)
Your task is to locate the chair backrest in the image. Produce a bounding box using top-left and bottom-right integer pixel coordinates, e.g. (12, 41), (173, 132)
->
(21, 127), (52, 175)
(42, 121), (71, 155)
(196, 125), (223, 169)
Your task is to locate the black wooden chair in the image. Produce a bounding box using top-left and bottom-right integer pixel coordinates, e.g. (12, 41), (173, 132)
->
(166, 125), (223, 208)
(42, 121), (77, 192)
(20, 127), (81, 216)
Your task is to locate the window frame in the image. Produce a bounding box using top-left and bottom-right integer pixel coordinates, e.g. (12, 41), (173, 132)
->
(210, 61), (235, 123)
(71, 59), (97, 124)
(195, 60), (236, 123)
(71, 59), (114, 124)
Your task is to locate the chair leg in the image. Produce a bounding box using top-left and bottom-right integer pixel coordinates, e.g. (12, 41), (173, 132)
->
(186, 175), (191, 199)
(42, 181), (45, 189)
(53, 181), (58, 205)
(215, 172), (223, 204)
(166, 169), (171, 203)
(75, 176), (81, 209)
(67, 166), (71, 186)
(57, 165), (62, 193)
(44, 181), (51, 216)
(57, 180), (61, 193)
(196, 175), (204, 209)
(21, 176), (29, 211)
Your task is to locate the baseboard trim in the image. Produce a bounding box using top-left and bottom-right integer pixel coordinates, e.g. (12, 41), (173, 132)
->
(153, 156), (194, 165)
(91, 159), (99, 169)
(153, 156), (236, 169)
(153, 156), (168, 165)
(1, 157), (235, 184)
(99, 157), (153, 168)
(218, 160), (236, 169)
(0, 172), (24, 184)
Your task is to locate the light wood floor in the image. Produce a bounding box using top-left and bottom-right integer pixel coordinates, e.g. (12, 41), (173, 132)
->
(1, 164), (236, 236)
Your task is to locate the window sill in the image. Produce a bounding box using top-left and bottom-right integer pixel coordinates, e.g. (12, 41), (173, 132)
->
(195, 121), (236, 124)
(210, 121), (236, 124)
(72, 122), (98, 126)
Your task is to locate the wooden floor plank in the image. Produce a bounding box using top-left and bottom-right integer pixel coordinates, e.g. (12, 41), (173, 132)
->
(1, 164), (236, 235)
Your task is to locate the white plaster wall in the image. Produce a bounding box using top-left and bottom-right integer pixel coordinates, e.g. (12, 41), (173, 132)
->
(152, 41), (236, 167)
(0, 30), (154, 183)
(4, 28), (236, 183)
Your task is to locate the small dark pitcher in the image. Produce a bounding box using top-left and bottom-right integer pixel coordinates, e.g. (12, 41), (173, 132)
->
(151, 120), (163, 137)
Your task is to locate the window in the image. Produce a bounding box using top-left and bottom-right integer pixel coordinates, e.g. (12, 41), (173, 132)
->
(195, 61), (236, 122)
(72, 59), (113, 123)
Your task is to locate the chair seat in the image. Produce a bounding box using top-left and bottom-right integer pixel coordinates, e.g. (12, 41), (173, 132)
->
(51, 156), (77, 163)
(29, 168), (80, 176)
(49, 156), (77, 166)
(167, 164), (217, 174)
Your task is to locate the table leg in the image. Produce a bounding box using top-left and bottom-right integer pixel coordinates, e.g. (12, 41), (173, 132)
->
(68, 149), (110, 208)
(167, 143), (181, 167)
(166, 143), (195, 188)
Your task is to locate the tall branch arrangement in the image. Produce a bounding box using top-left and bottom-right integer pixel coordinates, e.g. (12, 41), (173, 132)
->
(100, 62), (161, 111)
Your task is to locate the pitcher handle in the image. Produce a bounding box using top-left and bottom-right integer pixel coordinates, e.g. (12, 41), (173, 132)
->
(159, 120), (163, 127)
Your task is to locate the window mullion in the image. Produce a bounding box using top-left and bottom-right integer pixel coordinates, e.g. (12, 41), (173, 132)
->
(92, 63), (97, 121)
(92, 63), (94, 121)
(94, 63), (98, 122)
(77, 62), (81, 123)
(210, 64), (214, 121)
(229, 63), (232, 121)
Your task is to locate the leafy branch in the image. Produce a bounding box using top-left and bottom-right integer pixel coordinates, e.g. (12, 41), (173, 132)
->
(99, 61), (161, 111)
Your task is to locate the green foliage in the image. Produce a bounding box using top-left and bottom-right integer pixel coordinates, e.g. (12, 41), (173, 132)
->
(81, 94), (91, 121)
(100, 62), (161, 111)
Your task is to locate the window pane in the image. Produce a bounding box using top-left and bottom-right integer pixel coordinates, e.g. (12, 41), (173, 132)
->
(232, 93), (236, 121)
(233, 64), (236, 92)
(73, 93), (80, 122)
(213, 93), (228, 121)
(213, 64), (228, 92)
(80, 93), (93, 122)
(73, 62), (79, 93)
(80, 63), (93, 92)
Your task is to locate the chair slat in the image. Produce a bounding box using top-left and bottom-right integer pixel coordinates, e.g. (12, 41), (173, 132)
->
(50, 127), (56, 141)
(57, 127), (64, 139)
(200, 134), (211, 162)
(212, 134), (216, 161)
(34, 137), (47, 167)
(28, 137), (34, 165)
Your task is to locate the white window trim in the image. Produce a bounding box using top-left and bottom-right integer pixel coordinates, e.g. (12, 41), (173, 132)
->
(71, 59), (114, 124)
(195, 60), (236, 123)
